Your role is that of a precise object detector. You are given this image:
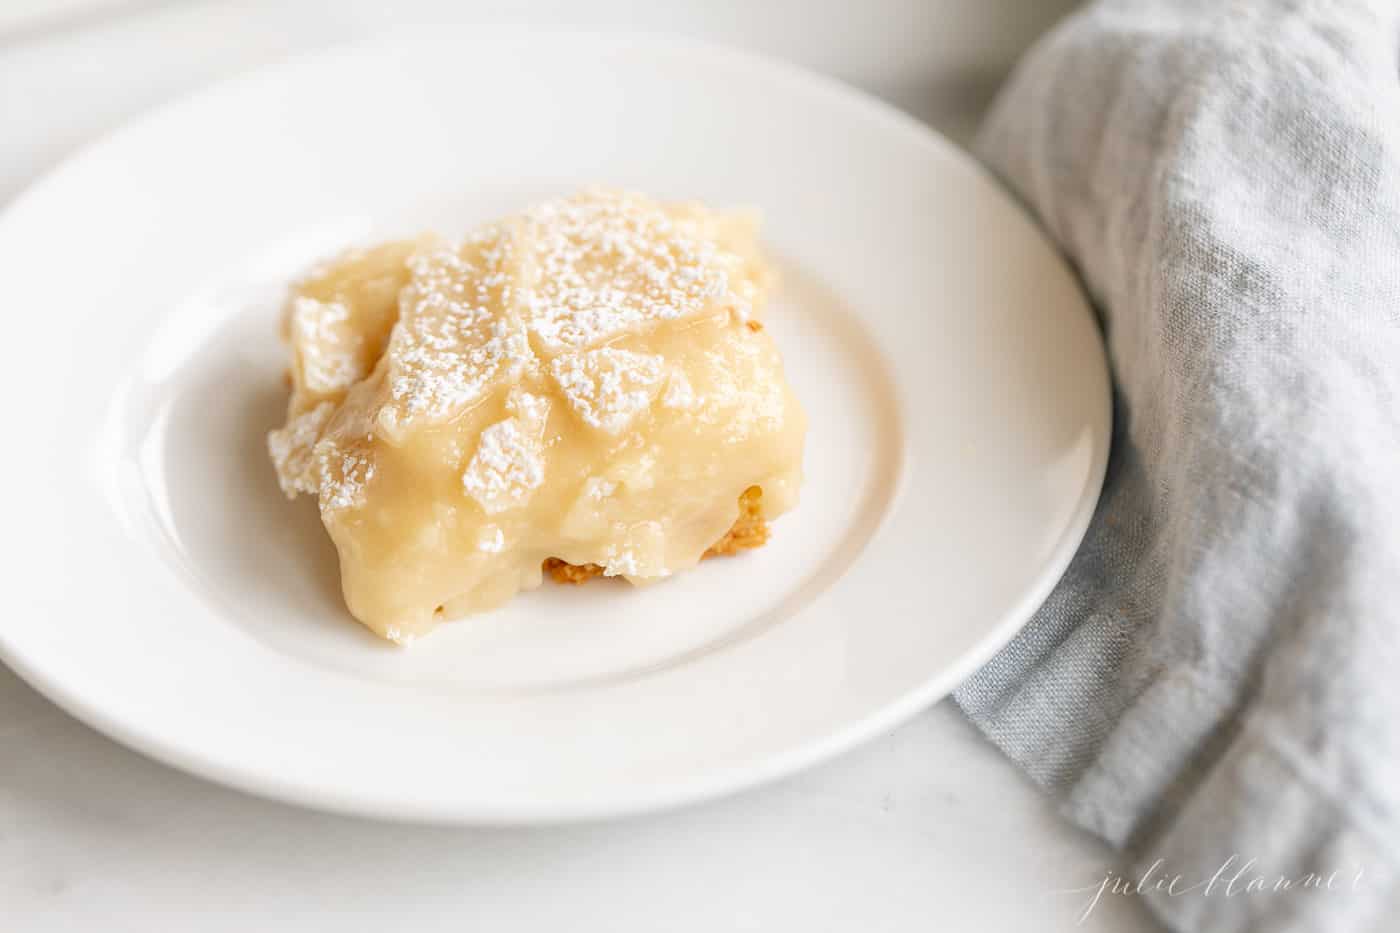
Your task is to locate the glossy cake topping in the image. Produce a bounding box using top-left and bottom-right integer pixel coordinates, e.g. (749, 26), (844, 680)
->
(268, 189), (806, 643)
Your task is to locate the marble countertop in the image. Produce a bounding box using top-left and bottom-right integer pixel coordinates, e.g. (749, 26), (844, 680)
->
(1, 2), (1162, 930)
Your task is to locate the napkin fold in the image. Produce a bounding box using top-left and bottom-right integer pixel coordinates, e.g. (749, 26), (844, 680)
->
(953, 2), (1400, 930)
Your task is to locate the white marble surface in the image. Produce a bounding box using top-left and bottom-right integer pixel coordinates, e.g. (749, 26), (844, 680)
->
(1, 2), (1163, 930)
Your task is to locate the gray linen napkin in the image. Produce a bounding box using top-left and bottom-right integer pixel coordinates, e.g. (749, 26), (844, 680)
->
(952, 2), (1400, 931)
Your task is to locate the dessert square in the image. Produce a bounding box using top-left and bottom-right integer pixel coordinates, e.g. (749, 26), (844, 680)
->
(269, 189), (806, 643)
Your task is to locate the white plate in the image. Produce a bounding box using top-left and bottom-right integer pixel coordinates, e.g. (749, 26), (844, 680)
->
(0, 31), (1109, 824)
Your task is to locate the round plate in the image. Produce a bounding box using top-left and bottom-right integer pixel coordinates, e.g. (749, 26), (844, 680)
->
(0, 30), (1109, 823)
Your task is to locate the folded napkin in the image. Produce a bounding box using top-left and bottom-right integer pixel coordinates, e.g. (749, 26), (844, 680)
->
(952, 2), (1400, 931)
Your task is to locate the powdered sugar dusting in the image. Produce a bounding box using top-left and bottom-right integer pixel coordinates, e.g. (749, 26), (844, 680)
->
(583, 476), (617, 501)
(462, 395), (549, 514)
(315, 440), (376, 512)
(521, 190), (737, 354)
(661, 368), (698, 410)
(506, 387), (550, 432)
(602, 546), (640, 577)
(289, 297), (363, 393)
(267, 401), (335, 497)
(382, 624), (415, 646)
(377, 230), (532, 437)
(599, 520), (668, 578)
(548, 347), (666, 433)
